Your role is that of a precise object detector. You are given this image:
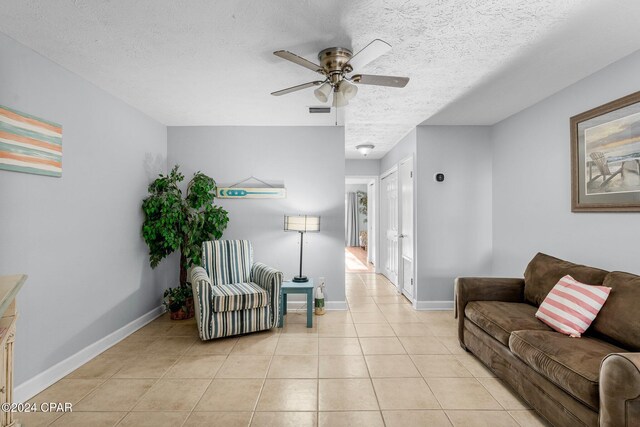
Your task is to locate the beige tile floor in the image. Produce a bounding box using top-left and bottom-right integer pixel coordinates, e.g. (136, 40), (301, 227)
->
(18, 273), (550, 427)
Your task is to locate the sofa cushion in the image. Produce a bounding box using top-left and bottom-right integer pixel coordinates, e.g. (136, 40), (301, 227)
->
(523, 253), (609, 307)
(210, 282), (269, 312)
(535, 275), (611, 338)
(509, 330), (625, 410)
(465, 301), (552, 346)
(590, 271), (640, 351)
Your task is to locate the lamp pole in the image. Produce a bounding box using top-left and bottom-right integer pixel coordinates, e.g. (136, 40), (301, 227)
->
(293, 230), (307, 282)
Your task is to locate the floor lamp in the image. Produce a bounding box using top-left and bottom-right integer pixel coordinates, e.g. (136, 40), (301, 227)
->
(284, 215), (321, 282)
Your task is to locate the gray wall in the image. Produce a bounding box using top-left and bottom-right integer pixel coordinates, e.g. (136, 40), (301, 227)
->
(345, 159), (380, 176)
(167, 126), (346, 304)
(0, 33), (169, 385)
(492, 49), (640, 277)
(380, 128), (416, 174)
(416, 126), (493, 303)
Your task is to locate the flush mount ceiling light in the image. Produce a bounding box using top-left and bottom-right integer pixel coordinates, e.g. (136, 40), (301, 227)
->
(356, 144), (375, 156)
(271, 39), (409, 108)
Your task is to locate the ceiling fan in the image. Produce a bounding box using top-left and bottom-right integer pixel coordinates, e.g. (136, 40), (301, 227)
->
(270, 39), (409, 107)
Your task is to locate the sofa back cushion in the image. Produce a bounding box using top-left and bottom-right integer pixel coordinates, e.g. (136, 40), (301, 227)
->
(590, 271), (640, 351)
(523, 253), (609, 307)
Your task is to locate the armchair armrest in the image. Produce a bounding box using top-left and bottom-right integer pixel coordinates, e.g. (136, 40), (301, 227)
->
(189, 266), (211, 337)
(455, 277), (525, 348)
(251, 262), (283, 328)
(599, 353), (640, 427)
(189, 266), (211, 287)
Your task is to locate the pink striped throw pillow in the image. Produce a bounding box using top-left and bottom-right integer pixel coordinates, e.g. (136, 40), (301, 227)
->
(535, 275), (611, 338)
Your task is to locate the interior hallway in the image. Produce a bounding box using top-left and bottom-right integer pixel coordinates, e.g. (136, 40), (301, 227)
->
(345, 247), (374, 273)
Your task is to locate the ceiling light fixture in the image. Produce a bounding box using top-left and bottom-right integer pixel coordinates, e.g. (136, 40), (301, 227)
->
(356, 144), (375, 156)
(333, 90), (348, 107)
(338, 80), (358, 101)
(314, 82), (332, 103)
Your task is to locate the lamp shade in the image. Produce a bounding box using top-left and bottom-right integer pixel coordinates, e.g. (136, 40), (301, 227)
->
(314, 82), (332, 103)
(332, 91), (348, 107)
(338, 80), (358, 101)
(284, 215), (321, 232)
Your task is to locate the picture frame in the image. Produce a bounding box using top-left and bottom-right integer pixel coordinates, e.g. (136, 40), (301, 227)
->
(571, 91), (640, 212)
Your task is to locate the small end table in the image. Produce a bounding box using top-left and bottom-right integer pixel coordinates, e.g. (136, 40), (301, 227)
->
(279, 279), (314, 328)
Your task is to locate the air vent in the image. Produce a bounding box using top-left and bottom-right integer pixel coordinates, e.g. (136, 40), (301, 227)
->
(309, 107), (331, 114)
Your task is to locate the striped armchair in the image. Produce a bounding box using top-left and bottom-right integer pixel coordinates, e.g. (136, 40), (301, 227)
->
(189, 240), (282, 340)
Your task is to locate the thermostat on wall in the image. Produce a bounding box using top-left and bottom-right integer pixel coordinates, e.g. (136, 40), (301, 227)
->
(434, 173), (445, 182)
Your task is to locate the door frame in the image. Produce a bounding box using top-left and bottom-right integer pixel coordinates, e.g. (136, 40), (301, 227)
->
(380, 156), (417, 302)
(345, 175), (379, 273)
(380, 165), (399, 289)
(398, 155), (416, 303)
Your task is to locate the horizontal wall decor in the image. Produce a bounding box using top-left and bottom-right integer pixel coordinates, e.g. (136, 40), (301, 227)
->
(0, 105), (62, 177)
(217, 176), (286, 199)
(571, 91), (640, 211)
(217, 187), (287, 199)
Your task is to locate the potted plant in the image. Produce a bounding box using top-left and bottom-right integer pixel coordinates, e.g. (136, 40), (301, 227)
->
(142, 165), (229, 320)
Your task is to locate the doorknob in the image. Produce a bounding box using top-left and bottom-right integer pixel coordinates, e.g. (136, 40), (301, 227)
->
(398, 234), (406, 238)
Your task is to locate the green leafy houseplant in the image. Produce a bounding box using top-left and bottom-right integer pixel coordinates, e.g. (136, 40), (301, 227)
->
(142, 165), (229, 318)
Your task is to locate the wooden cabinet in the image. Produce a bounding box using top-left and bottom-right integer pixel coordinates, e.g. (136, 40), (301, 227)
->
(0, 276), (25, 427)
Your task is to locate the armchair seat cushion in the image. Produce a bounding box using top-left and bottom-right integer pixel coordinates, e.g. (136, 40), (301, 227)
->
(509, 330), (626, 410)
(465, 301), (552, 346)
(211, 282), (269, 312)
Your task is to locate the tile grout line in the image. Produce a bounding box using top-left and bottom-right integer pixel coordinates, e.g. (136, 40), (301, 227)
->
(248, 332), (280, 425)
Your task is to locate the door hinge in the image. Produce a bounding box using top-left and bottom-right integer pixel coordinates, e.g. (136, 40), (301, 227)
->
(410, 171), (413, 178)
(411, 278), (414, 288)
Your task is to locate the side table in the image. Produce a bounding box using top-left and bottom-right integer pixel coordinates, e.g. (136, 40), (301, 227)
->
(279, 279), (314, 328)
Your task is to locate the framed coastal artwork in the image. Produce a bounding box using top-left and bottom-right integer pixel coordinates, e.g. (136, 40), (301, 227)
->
(0, 105), (62, 177)
(571, 91), (640, 212)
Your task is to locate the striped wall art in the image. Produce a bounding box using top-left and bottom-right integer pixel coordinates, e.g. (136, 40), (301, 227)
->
(0, 105), (62, 177)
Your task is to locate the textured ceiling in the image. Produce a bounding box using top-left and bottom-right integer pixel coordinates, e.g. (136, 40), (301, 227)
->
(1, 1), (639, 159)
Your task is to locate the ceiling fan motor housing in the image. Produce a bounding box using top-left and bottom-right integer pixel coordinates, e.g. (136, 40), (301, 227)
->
(318, 47), (353, 85)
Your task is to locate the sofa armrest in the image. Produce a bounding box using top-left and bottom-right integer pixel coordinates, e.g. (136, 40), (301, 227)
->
(599, 353), (640, 427)
(455, 277), (525, 348)
(251, 262), (283, 328)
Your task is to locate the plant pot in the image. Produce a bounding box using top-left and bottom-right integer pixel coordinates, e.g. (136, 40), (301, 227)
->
(169, 296), (195, 320)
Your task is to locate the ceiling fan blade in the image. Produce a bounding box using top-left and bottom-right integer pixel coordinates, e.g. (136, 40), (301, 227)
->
(274, 50), (323, 74)
(352, 74), (409, 88)
(270, 81), (324, 96)
(346, 39), (392, 71)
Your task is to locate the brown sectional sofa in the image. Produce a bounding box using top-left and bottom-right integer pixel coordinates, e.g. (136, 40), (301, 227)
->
(456, 253), (640, 427)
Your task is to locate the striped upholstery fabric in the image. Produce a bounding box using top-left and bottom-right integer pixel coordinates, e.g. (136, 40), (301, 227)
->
(191, 240), (282, 340)
(202, 240), (253, 286)
(194, 277), (270, 340)
(211, 282), (269, 312)
(251, 262), (283, 330)
(535, 275), (611, 338)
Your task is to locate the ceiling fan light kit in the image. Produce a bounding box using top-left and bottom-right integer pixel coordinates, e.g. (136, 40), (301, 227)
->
(356, 144), (375, 156)
(271, 39), (409, 108)
(314, 82), (332, 103)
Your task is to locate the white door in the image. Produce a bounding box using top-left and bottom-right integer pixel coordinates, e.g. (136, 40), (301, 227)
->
(399, 158), (414, 298)
(382, 170), (398, 286)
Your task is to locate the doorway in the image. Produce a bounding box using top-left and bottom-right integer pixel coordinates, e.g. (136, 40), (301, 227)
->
(399, 156), (414, 299)
(380, 156), (415, 301)
(345, 177), (377, 273)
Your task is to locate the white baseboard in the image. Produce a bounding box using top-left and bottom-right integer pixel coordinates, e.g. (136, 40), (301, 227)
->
(325, 301), (348, 310)
(414, 300), (454, 311)
(284, 300), (348, 311)
(15, 306), (164, 403)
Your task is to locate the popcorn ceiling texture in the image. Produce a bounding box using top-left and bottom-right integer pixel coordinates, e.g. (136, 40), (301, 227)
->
(0, 1), (638, 158)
